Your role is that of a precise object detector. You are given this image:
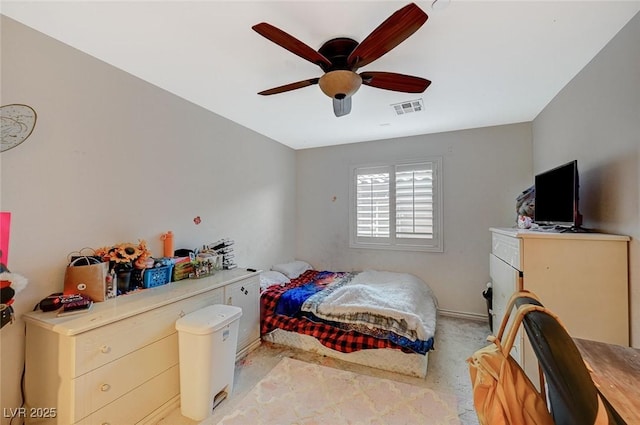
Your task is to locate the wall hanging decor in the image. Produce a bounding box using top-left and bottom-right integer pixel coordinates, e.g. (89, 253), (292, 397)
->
(1, 104), (37, 152)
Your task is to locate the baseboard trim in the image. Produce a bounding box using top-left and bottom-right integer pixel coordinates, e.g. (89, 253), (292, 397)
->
(438, 308), (488, 322)
(236, 338), (261, 361)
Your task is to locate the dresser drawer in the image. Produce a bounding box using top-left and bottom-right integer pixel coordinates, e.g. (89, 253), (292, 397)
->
(491, 232), (522, 271)
(70, 288), (223, 376)
(75, 365), (180, 425)
(72, 334), (178, 420)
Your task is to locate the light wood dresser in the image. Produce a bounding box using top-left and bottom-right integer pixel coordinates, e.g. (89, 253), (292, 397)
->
(489, 227), (630, 385)
(23, 268), (260, 424)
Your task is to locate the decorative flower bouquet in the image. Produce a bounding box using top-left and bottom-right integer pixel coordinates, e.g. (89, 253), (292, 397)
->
(96, 240), (152, 272)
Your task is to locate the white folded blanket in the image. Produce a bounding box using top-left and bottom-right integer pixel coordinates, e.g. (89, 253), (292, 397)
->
(302, 270), (437, 341)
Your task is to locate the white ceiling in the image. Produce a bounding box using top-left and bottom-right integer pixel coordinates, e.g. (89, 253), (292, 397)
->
(2, 1), (639, 149)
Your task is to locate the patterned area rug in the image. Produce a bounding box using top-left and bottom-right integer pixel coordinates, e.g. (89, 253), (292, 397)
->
(216, 357), (460, 425)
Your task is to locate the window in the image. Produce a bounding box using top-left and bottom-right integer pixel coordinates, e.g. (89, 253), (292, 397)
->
(350, 158), (442, 252)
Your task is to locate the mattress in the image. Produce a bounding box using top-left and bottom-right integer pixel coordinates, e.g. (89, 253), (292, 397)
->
(260, 269), (436, 377)
(263, 328), (429, 378)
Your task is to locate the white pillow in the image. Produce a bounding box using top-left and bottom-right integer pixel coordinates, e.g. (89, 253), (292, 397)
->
(271, 260), (312, 279)
(259, 271), (290, 291)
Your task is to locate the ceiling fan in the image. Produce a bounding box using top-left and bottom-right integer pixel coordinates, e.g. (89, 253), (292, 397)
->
(252, 2), (431, 117)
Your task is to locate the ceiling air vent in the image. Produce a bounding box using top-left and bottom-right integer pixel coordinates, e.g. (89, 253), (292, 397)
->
(391, 99), (424, 115)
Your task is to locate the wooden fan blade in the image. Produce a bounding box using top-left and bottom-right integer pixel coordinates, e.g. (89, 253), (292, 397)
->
(258, 78), (320, 95)
(333, 97), (352, 117)
(360, 71), (431, 93)
(348, 3), (428, 69)
(253, 23), (333, 70)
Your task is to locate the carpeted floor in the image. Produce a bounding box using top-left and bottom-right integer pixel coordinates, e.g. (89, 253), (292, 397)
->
(216, 357), (460, 424)
(157, 314), (490, 425)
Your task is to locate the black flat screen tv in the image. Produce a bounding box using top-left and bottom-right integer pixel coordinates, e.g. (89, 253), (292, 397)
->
(534, 160), (582, 229)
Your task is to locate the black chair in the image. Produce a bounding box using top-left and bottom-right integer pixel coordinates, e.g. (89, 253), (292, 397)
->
(512, 293), (625, 425)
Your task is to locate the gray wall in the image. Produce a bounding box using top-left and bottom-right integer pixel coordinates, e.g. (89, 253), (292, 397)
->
(532, 12), (640, 346)
(296, 123), (533, 316)
(0, 16), (296, 417)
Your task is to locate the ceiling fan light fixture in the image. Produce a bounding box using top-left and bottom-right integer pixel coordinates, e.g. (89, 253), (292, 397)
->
(253, 3), (430, 116)
(318, 70), (362, 99)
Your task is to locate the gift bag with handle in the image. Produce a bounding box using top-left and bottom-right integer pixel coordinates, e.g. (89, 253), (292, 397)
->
(63, 248), (109, 302)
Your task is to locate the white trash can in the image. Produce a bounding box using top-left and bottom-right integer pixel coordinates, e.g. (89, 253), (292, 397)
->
(175, 304), (242, 421)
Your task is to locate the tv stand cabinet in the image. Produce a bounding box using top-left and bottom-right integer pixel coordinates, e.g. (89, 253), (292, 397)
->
(489, 227), (629, 384)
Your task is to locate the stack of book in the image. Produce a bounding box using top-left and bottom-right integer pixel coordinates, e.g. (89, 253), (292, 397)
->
(210, 238), (236, 270)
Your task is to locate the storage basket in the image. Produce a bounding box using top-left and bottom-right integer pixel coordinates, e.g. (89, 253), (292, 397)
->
(173, 261), (194, 282)
(141, 265), (174, 288)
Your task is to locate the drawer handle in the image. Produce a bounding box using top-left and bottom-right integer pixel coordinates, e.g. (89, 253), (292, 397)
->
(102, 423), (110, 425)
(100, 383), (111, 392)
(100, 345), (111, 354)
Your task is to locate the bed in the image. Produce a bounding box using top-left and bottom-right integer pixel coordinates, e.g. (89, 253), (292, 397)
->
(259, 262), (438, 378)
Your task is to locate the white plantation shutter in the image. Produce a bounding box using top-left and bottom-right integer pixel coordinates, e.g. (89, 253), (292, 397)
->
(350, 158), (442, 252)
(396, 163), (434, 240)
(355, 167), (390, 241)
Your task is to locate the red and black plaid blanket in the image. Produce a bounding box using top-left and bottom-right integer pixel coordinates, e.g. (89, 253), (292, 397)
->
(261, 270), (414, 353)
